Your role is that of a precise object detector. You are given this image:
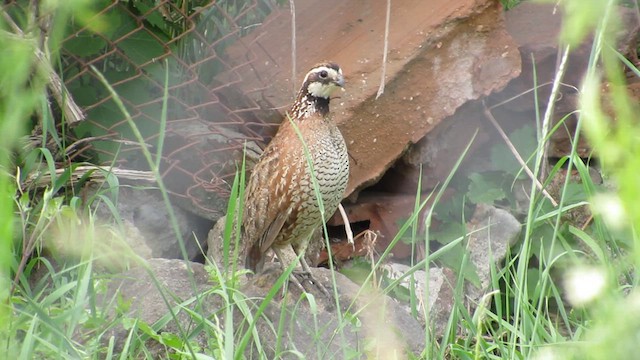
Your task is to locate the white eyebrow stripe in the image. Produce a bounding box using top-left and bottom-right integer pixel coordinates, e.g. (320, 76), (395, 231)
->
(302, 66), (341, 83)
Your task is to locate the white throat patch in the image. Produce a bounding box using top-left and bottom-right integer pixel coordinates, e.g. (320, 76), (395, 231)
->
(307, 81), (340, 99)
(303, 66), (343, 99)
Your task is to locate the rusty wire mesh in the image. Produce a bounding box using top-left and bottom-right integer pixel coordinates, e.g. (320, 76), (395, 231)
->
(6, 0), (289, 219)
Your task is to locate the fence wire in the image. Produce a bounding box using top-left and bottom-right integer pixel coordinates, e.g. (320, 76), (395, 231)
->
(6, 0), (288, 219)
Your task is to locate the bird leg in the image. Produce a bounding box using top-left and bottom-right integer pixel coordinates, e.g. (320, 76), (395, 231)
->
(270, 247), (332, 299)
(292, 247), (332, 299)
(299, 256), (314, 275)
(271, 247), (307, 294)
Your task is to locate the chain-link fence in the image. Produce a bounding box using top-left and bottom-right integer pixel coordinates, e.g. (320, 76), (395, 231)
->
(6, 0), (288, 219)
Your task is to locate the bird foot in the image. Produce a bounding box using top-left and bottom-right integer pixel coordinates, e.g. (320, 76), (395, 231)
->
(291, 270), (332, 300)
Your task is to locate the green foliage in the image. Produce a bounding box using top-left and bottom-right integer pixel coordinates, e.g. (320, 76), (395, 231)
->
(556, 0), (611, 46)
(57, 0), (279, 164)
(0, 0), (79, 346)
(490, 125), (538, 178)
(426, 125), (537, 285)
(467, 172), (507, 204)
(4, 0), (640, 359)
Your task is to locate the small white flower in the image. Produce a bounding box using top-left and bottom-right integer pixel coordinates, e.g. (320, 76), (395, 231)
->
(563, 267), (607, 306)
(531, 347), (560, 360)
(591, 193), (627, 230)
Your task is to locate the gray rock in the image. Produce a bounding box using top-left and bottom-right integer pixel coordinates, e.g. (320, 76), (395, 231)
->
(103, 259), (212, 358)
(92, 186), (209, 260)
(206, 214), (245, 271)
(464, 204), (522, 314)
(379, 204), (520, 336)
(382, 263), (457, 336)
(243, 264), (428, 358)
(104, 259), (426, 359)
(466, 204), (521, 294)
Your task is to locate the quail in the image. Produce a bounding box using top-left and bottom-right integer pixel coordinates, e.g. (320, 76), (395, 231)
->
(242, 62), (349, 293)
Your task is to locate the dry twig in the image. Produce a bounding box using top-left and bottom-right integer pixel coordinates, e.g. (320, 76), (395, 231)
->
(1, 11), (85, 126)
(24, 165), (156, 189)
(482, 103), (558, 207)
(337, 203), (354, 246)
(376, 0), (391, 99)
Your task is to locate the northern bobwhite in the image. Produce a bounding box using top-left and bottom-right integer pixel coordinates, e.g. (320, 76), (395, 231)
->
(243, 62), (349, 288)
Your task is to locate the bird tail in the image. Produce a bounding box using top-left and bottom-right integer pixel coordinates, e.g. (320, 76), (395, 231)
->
(245, 244), (263, 274)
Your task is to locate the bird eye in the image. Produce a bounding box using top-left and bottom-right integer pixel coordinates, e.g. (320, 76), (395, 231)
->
(319, 70), (328, 78)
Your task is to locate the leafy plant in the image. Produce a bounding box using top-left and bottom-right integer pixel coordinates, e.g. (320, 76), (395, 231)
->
(5, 0), (640, 359)
(53, 0), (281, 164)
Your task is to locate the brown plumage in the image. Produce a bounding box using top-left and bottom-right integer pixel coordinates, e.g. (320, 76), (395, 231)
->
(243, 62), (349, 277)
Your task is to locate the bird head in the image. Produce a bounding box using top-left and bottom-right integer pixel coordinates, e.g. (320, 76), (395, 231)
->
(301, 62), (345, 99)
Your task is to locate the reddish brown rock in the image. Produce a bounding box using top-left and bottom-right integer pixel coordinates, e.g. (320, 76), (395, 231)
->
(223, 0), (521, 197)
(490, 2), (640, 158)
(378, 100), (493, 194)
(324, 191), (451, 261)
(393, 2), (640, 194)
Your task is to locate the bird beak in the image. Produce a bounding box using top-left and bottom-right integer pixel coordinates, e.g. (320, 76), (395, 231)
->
(335, 74), (345, 88)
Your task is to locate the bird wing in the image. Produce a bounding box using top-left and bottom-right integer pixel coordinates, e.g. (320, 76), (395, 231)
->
(260, 211), (288, 253)
(242, 127), (304, 267)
